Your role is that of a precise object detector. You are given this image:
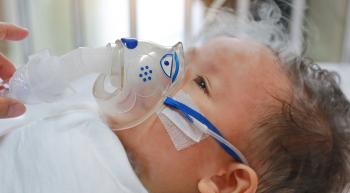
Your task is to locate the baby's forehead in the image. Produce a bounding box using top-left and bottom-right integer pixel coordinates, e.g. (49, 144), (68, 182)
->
(194, 37), (291, 103)
(201, 37), (274, 59)
(195, 37), (280, 75)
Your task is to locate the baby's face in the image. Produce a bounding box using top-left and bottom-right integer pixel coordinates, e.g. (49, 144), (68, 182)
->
(116, 37), (289, 193)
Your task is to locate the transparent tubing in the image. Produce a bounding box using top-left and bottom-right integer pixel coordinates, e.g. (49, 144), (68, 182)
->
(6, 46), (116, 104)
(59, 46), (114, 80)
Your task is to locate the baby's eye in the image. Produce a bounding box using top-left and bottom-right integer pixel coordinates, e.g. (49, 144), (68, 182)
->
(194, 75), (209, 95)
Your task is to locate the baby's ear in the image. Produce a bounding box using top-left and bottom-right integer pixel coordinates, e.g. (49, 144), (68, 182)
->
(197, 163), (258, 193)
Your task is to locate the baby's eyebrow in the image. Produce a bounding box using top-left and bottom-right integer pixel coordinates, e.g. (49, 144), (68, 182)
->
(186, 47), (198, 60)
(203, 59), (219, 74)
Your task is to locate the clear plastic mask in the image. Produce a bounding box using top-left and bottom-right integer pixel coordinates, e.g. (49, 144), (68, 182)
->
(93, 39), (185, 130)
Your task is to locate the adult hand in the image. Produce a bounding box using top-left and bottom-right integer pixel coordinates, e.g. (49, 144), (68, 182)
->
(0, 22), (28, 118)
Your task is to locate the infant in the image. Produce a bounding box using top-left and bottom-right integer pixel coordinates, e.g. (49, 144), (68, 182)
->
(113, 3), (350, 193)
(116, 36), (350, 193)
(1, 1), (350, 193)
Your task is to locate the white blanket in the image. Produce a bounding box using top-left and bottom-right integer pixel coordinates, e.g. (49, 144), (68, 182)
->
(0, 75), (148, 193)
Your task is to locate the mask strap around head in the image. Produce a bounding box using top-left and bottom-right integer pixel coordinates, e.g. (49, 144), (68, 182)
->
(164, 97), (248, 165)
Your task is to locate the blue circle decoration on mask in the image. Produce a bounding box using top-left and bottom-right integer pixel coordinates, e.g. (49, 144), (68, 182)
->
(139, 65), (153, 82)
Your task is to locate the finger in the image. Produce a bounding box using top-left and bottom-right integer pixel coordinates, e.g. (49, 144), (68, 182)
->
(0, 53), (16, 80)
(0, 97), (26, 118)
(0, 22), (29, 41)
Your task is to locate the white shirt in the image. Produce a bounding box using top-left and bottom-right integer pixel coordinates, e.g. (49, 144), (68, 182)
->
(0, 75), (148, 193)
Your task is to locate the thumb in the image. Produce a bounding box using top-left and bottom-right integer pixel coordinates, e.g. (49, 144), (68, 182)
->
(0, 97), (26, 118)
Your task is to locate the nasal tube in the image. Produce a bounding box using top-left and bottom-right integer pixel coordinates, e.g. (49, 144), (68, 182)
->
(4, 46), (116, 104)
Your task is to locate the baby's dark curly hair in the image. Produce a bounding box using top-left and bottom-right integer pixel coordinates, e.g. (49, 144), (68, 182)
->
(248, 57), (350, 193)
(199, 0), (350, 192)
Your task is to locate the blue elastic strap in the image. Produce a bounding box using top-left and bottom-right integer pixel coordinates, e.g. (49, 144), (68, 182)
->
(164, 97), (244, 163)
